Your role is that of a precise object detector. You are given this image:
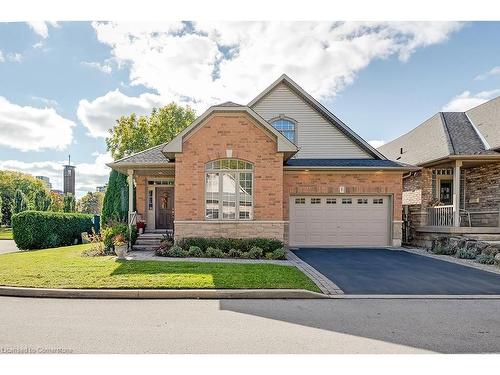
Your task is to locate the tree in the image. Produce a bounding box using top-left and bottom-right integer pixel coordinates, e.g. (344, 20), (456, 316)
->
(0, 195), (2, 224)
(0, 170), (50, 225)
(106, 103), (196, 160)
(77, 192), (104, 215)
(63, 194), (76, 213)
(102, 170), (129, 225)
(12, 190), (28, 214)
(34, 189), (51, 211)
(49, 191), (64, 212)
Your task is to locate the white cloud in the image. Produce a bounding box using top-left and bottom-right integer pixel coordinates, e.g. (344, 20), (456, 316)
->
(81, 61), (112, 74)
(368, 140), (386, 148)
(91, 21), (462, 111)
(0, 153), (112, 198)
(27, 21), (60, 39)
(474, 66), (500, 81)
(6, 52), (23, 63)
(77, 90), (167, 138)
(441, 89), (500, 112)
(0, 97), (74, 151)
(0, 50), (4, 62)
(33, 41), (44, 49)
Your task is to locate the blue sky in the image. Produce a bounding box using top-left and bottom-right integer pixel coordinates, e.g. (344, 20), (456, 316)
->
(0, 21), (499, 196)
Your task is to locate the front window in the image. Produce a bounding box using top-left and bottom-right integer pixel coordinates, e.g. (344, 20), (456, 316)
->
(271, 119), (295, 143)
(205, 159), (253, 220)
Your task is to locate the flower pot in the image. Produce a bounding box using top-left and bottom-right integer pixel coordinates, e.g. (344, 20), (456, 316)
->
(115, 244), (128, 260)
(139, 227), (144, 235)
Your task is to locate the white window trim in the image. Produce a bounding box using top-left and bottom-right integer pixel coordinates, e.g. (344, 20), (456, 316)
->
(205, 160), (254, 221)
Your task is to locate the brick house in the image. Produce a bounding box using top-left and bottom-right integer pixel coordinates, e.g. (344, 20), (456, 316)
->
(379, 98), (500, 247)
(108, 74), (414, 248)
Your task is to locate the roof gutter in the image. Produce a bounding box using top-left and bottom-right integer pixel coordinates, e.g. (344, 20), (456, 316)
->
(419, 154), (500, 167)
(283, 165), (419, 172)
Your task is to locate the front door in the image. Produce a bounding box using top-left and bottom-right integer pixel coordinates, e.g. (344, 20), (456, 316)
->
(155, 187), (174, 230)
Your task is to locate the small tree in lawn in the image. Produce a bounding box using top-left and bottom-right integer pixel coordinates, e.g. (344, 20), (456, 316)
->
(63, 194), (76, 213)
(49, 191), (64, 212)
(12, 189), (28, 214)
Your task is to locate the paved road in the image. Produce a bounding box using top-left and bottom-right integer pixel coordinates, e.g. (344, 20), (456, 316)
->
(294, 248), (500, 295)
(0, 240), (18, 255)
(0, 297), (499, 354)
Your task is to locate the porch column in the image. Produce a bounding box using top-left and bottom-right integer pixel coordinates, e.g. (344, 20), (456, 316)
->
(453, 160), (462, 227)
(127, 169), (134, 223)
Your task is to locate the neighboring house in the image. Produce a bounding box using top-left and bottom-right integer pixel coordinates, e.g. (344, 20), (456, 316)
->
(108, 74), (413, 248)
(379, 97), (500, 247)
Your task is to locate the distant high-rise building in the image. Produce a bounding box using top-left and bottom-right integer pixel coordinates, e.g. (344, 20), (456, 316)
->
(63, 155), (76, 196)
(36, 175), (52, 189)
(96, 184), (107, 193)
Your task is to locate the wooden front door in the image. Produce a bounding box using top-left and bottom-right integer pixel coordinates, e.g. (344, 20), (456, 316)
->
(155, 187), (174, 230)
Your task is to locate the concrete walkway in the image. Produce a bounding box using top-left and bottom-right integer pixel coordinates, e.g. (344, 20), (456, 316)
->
(0, 240), (19, 255)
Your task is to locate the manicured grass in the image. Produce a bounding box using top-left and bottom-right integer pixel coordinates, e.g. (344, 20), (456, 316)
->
(0, 244), (320, 292)
(0, 227), (13, 240)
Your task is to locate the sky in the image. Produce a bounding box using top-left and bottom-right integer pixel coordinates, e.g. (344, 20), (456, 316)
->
(0, 21), (500, 197)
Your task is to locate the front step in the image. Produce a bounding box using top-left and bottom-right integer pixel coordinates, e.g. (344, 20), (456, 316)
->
(133, 232), (169, 251)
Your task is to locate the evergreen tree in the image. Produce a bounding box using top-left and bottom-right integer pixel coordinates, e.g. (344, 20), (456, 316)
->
(12, 190), (28, 214)
(102, 170), (129, 225)
(63, 194), (76, 213)
(34, 190), (51, 211)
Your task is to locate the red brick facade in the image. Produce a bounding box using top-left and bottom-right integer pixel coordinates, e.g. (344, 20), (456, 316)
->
(133, 111), (405, 245)
(174, 113), (284, 222)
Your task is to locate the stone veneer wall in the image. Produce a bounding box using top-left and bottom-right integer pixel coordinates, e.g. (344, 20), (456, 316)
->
(174, 112), (285, 242)
(283, 170), (404, 246)
(463, 162), (500, 226)
(174, 221), (286, 241)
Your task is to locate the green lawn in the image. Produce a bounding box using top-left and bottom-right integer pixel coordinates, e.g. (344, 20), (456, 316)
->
(0, 227), (13, 240)
(0, 244), (320, 292)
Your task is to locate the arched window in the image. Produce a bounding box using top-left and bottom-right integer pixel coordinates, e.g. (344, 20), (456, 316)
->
(271, 118), (296, 143)
(205, 159), (253, 220)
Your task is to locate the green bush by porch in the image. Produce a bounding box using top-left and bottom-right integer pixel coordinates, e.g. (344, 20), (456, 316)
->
(0, 244), (320, 291)
(12, 211), (94, 250)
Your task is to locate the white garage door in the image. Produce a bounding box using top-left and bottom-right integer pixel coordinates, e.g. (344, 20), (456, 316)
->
(289, 196), (390, 247)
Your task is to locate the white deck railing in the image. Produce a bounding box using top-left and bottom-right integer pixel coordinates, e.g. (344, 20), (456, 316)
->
(427, 205), (454, 226)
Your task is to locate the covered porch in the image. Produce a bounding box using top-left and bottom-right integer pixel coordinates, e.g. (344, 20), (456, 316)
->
(424, 157), (500, 230)
(125, 164), (176, 234)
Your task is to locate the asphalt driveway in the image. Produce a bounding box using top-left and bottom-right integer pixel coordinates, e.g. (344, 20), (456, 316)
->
(293, 248), (500, 295)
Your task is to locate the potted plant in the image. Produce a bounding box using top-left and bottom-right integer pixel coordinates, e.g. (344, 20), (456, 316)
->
(136, 220), (146, 235)
(113, 233), (127, 260)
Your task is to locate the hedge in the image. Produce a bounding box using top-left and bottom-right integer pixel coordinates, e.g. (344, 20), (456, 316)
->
(176, 237), (283, 255)
(12, 210), (94, 250)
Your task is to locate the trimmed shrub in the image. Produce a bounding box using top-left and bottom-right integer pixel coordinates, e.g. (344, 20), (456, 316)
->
(188, 246), (204, 257)
(475, 254), (495, 265)
(432, 245), (457, 256)
(12, 210), (94, 250)
(240, 252), (250, 259)
(482, 246), (500, 257)
(270, 247), (286, 260)
(228, 249), (242, 258)
(248, 246), (263, 259)
(456, 248), (476, 259)
(205, 247), (224, 258)
(166, 245), (188, 258)
(102, 170), (129, 225)
(176, 237), (283, 257)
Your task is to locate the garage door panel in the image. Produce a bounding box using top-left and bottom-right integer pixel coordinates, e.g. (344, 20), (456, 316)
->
(290, 195), (390, 247)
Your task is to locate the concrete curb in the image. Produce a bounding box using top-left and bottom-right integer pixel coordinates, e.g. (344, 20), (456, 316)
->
(0, 286), (328, 299)
(329, 294), (500, 299)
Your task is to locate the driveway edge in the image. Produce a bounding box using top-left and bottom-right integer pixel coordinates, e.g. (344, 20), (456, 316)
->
(0, 286), (328, 299)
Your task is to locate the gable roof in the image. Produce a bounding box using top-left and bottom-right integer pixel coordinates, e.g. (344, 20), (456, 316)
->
(162, 103), (299, 159)
(378, 109), (499, 166)
(466, 96), (500, 150)
(248, 74), (386, 160)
